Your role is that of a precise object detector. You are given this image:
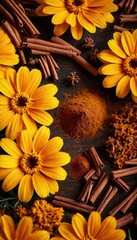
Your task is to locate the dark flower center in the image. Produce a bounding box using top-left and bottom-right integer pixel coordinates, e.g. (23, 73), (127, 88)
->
(16, 96), (28, 107)
(10, 93), (31, 114)
(20, 153), (42, 174)
(123, 55), (137, 76)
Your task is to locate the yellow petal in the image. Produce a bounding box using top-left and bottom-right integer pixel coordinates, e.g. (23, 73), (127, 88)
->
(35, 4), (47, 16)
(59, 223), (79, 240)
(0, 110), (14, 131)
(29, 230), (50, 240)
(130, 76), (137, 96)
(121, 31), (135, 56)
(116, 75), (130, 98)
(45, 176), (59, 194)
(71, 20), (83, 40)
(33, 126), (50, 153)
(113, 32), (121, 43)
(96, 216), (117, 239)
(66, 12), (76, 27)
(54, 22), (69, 36)
(101, 64), (123, 75)
(102, 12), (114, 23)
(98, 50), (123, 64)
(72, 213), (87, 239)
(0, 155), (19, 168)
(26, 69), (42, 95)
(32, 172), (49, 198)
(2, 168), (24, 192)
(83, 11), (106, 28)
(0, 138), (22, 158)
(131, 93), (137, 103)
(5, 67), (16, 86)
(40, 137), (63, 156)
(0, 168), (15, 181)
(32, 84), (58, 100)
(6, 113), (25, 140)
(41, 167), (67, 180)
(1, 215), (15, 240)
(31, 97), (59, 110)
(0, 43), (15, 54)
(88, 211), (101, 237)
(22, 113), (37, 137)
(102, 72), (125, 88)
(20, 129), (32, 153)
(78, 13), (96, 33)
(16, 216), (33, 239)
(104, 229), (126, 240)
(18, 174), (34, 202)
(43, 6), (63, 14)
(0, 54), (19, 66)
(132, 29), (137, 52)
(45, 0), (65, 7)
(108, 39), (126, 58)
(16, 66), (30, 93)
(0, 78), (15, 97)
(52, 10), (69, 24)
(28, 109), (53, 126)
(42, 152), (70, 167)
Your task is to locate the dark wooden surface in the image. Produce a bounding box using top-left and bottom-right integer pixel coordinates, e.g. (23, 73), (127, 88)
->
(0, 6), (137, 240)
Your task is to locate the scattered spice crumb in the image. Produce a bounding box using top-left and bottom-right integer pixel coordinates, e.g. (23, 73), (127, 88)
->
(70, 155), (91, 181)
(66, 71), (80, 86)
(82, 37), (95, 48)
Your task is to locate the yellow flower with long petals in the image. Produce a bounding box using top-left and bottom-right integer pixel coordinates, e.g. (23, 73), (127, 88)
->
(0, 126), (70, 202)
(0, 66), (59, 140)
(98, 30), (137, 102)
(0, 214), (50, 240)
(35, 0), (118, 40)
(0, 27), (19, 75)
(51, 211), (126, 240)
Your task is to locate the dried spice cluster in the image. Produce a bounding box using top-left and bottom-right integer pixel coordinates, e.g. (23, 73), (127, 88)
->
(106, 104), (137, 168)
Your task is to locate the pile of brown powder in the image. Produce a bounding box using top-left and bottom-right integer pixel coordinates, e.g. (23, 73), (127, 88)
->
(58, 89), (107, 140)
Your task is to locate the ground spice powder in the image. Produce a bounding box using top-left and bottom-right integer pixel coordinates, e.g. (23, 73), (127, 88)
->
(58, 89), (107, 140)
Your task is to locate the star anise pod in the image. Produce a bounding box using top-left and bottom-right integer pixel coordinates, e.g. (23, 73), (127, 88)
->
(90, 49), (99, 62)
(82, 37), (95, 49)
(67, 72), (80, 86)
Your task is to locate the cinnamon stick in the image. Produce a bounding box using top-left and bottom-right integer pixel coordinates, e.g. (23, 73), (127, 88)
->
(51, 35), (81, 55)
(89, 172), (110, 204)
(38, 58), (49, 79)
(121, 193), (137, 213)
(125, 160), (137, 166)
(30, 49), (50, 55)
(0, 4), (16, 27)
(117, 213), (134, 228)
(2, 20), (20, 48)
(97, 186), (118, 214)
(84, 168), (96, 181)
(112, 166), (137, 178)
(113, 25), (130, 32)
(51, 35), (98, 76)
(46, 54), (59, 80)
(77, 179), (94, 203)
(109, 187), (137, 216)
(3, 0), (40, 36)
(25, 37), (79, 54)
(113, 177), (130, 192)
(23, 42), (75, 57)
(53, 195), (95, 214)
(40, 56), (51, 77)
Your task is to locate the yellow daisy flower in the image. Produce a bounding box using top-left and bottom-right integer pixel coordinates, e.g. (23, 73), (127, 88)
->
(0, 214), (50, 240)
(51, 211), (126, 240)
(0, 27), (19, 74)
(35, 0), (118, 40)
(0, 66), (59, 140)
(98, 30), (137, 102)
(0, 126), (70, 202)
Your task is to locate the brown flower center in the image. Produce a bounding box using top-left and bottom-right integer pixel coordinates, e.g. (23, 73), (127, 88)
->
(123, 55), (137, 76)
(10, 92), (31, 114)
(20, 153), (42, 174)
(65, 0), (87, 14)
